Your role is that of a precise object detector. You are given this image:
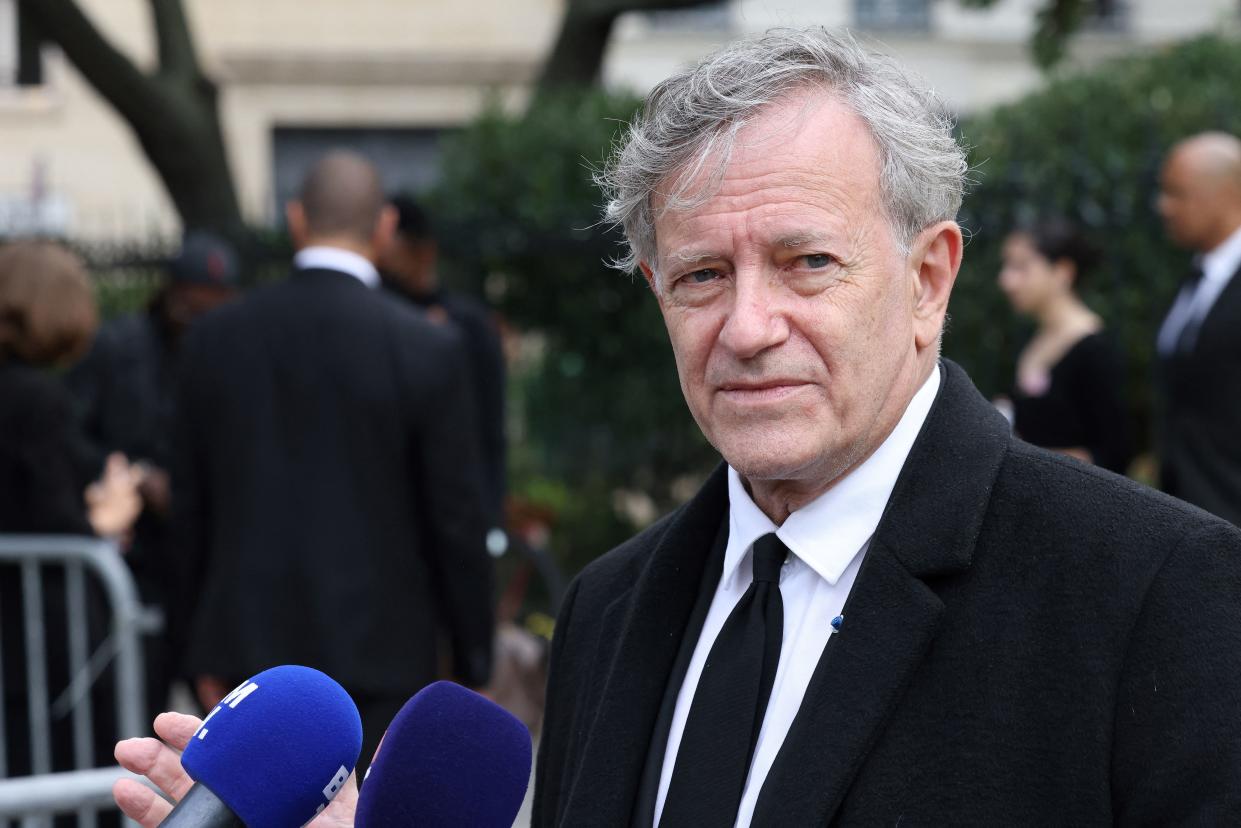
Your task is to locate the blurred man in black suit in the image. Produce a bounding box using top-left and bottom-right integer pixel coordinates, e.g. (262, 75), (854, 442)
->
(172, 152), (494, 773)
(1155, 132), (1241, 526)
(377, 196), (507, 542)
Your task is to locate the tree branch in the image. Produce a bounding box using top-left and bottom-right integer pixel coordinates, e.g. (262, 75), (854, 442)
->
(536, 0), (718, 94)
(18, 0), (161, 124)
(1031, 0), (1088, 69)
(149, 0), (201, 80)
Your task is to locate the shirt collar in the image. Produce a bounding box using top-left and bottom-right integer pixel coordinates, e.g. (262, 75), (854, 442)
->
(1201, 222), (1241, 287)
(724, 364), (942, 588)
(293, 246), (380, 288)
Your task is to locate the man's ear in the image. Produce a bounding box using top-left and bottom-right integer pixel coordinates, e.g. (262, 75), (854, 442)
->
(909, 221), (963, 350)
(371, 205), (399, 259)
(285, 201), (308, 249)
(639, 261), (659, 295)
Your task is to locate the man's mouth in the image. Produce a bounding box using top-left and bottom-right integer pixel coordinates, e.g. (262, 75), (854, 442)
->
(717, 379), (811, 402)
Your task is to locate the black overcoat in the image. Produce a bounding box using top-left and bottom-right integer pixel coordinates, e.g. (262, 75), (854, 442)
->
(535, 360), (1241, 826)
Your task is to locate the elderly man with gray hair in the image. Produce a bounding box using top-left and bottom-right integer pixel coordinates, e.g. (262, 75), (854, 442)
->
(535, 27), (1241, 826)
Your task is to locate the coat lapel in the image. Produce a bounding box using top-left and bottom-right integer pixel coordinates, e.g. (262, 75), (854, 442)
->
(561, 465), (730, 826)
(752, 360), (1011, 824)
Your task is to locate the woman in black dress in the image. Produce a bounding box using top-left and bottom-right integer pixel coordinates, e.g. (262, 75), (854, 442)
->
(997, 218), (1132, 474)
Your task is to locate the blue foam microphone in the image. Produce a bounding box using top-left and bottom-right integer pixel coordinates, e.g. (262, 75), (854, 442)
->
(355, 681), (532, 827)
(161, 665), (362, 828)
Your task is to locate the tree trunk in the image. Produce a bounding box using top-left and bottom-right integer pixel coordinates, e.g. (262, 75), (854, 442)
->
(19, 0), (246, 243)
(134, 76), (246, 242)
(537, 8), (620, 92)
(534, 0), (722, 97)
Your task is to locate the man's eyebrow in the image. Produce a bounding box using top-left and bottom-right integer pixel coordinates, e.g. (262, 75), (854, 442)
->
(668, 249), (725, 265)
(778, 233), (831, 248)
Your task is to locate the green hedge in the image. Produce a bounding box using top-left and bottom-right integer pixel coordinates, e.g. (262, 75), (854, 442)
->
(952, 34), (1241, 457)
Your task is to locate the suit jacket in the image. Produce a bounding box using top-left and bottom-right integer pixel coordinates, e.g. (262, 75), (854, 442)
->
(534, 360), (1241, 826)
(1158, 261), (1241, 526)
(383, 282), (508, 525)
(173, 267), (494, 694)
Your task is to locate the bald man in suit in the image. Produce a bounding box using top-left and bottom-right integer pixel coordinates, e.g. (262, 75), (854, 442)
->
(171, 153), (494, 776)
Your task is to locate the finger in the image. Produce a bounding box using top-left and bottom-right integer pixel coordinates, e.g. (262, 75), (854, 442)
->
(154, 711), (204, 751)
(113, 778), (173, 828)
(104, 453), (128, 479)
(314, 771), (359, 827)
(114, 735), (194, 802)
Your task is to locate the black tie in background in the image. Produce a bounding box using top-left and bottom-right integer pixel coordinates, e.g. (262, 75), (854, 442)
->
(659, 533), (787, 827)
(1176, 263), (1207, 354)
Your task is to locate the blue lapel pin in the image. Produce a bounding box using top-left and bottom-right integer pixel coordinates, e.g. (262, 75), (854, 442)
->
(831, 614), (844, 631)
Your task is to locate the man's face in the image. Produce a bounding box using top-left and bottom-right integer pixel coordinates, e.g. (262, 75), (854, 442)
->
(1158, 148), (1224, 251)
(643, 93), (935, 487)
(165, 283), (235, 334)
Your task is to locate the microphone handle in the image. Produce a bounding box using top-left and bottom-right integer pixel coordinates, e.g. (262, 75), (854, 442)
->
(158, 782), (246, 827)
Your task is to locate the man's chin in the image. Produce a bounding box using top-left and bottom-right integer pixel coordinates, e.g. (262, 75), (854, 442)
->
(718, 447), (827, 484)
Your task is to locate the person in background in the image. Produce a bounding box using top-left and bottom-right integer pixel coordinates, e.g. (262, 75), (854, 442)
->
(66, 230), (238, 719)
(995, 218), (1132, 474)
(170, 152), (494, 781)
(378, 196), (508, 540)
(1155, 131), (1241, 526)
(0, 240), (142, 786)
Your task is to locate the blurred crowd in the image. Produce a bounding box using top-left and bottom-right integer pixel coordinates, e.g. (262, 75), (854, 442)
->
(0, 152), (517, 785)
(1, 126), (1240, 787)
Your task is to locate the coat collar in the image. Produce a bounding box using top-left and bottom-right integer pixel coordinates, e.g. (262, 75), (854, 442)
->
(559, 464), (729, 826)
(561, 360), (1010, 826)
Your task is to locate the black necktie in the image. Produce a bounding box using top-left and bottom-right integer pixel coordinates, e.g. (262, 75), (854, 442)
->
(1176, 264), (1207, 354)
(659, 533), (787, 827)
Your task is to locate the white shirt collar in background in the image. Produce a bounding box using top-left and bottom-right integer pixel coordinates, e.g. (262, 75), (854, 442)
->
(293, 246), (380, 289)
(1157, 221), (1241, 355)
(1200, 221), (1241, 291)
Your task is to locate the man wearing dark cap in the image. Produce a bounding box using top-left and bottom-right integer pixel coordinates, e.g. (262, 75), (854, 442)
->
(169, 151), (494, 777)
(378, 195), (508, 544)
(67, 229), (239, 718)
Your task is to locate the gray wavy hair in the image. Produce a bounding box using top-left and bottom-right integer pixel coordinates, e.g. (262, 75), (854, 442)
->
(598, 27), (968, 279)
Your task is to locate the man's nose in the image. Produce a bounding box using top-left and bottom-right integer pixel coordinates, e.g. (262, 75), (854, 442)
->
(717, 273), (789, 359)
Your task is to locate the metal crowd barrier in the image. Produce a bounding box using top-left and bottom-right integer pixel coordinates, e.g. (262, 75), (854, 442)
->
(0, 535), (161, 827)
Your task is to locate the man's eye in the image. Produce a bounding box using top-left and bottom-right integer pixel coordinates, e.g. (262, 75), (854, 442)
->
(683, 269), (719, 284)
(801, 254), (834, 269)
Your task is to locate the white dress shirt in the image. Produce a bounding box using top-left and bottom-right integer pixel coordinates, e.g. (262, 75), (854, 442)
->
(653, 365), (942, 828)
(293, 245), (381, 289)
(1156, 222), (1241, 355)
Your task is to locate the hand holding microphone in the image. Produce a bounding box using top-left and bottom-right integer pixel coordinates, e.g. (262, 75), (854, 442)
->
(116, 676), (532, 827)
(114, 665), (362, 828)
